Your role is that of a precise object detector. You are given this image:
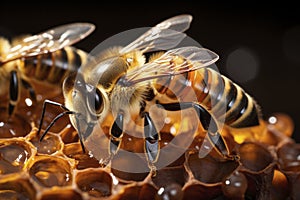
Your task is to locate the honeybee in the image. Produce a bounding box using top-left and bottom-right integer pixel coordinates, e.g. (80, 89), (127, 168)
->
(0, 22), (95, 116)
(38, 14), (261, 174)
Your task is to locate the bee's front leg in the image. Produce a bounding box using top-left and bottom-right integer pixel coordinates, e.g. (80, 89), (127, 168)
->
(108, 112), (124, 161)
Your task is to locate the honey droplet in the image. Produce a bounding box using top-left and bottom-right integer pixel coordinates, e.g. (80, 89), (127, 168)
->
(0, 140), (32, 175)
(268, 113), (294, 137)
(222, 170), (248, 199)
(155, 183), (183, 200)
(0, 177), (36, 200)
(76, 170), (112, 197)
(63, 143), (100, 170)
(29, 156), (72, 187)
(30, 133), (61, 155)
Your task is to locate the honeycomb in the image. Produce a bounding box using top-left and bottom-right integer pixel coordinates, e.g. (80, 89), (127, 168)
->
(1, 77), (300, 200)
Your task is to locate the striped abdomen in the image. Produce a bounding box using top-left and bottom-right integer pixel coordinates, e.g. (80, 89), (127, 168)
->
(19, 46), (88, 84)
(155, 67), (261, 128)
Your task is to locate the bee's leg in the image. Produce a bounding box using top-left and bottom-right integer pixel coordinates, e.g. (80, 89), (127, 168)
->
(73, 115), (87, 154)
(21, 79), (36, 102)
(159, 102), (235, 160)
(106, 112), (124, 165)
(143, 112), (160, 176)
(8, 70), (19, 116)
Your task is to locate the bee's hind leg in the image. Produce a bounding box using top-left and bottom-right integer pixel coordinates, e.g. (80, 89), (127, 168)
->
(143, 112), (160, 176)
(21, 78), (36, 102)
(159, 102), (236, 160)
(8, 70), (19, 116)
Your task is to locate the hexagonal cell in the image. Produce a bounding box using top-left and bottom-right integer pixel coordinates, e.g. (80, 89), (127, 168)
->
(0, 139), (33, 175)
(0, 108), (32, 138)
(111, 151), (149, 182)
(277, 142), (300, 172)
(111, 183), (157, 200)
(0, 175), (36, 200)
(277, 143), (300, 199)
(183, 182), (223, 200)
(76, 169), (112, 197)
(238, 142), (275, 172)
(28, 155), (72, 187)
(186, 152), (239, 184)
(63, 143), (100, 170)
(151, 166), (188, 188)
(238, 142), (276, 199)
(40, 188), (83, 200)
(30, 132), (62, 155)
(60, 125), (79, 144)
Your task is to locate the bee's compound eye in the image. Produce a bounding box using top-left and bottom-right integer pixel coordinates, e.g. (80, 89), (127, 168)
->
(95, 88), (104, 114)
(87, 88), (104, 115)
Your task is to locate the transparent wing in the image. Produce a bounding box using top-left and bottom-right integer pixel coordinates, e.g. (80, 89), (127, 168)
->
(1, 22), (95, 63)
(120, 46), (219, 85)
(119, 14), (193, 54)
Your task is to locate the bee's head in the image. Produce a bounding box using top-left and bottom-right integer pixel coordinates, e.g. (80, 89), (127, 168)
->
(63, 72), (109, 140)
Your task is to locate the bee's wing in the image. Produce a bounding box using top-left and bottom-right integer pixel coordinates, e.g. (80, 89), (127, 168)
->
(119, 14), (193, 54)
(120, 46), (219, 85)
(1, 23), (95, 63)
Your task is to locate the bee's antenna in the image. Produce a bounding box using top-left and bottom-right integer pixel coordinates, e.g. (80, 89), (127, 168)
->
(39, 110), (75, 142)
(37, 99), (86, 153)
(37, 99), (70, 136)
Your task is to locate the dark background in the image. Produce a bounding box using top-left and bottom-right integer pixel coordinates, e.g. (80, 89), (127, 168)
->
(1, 3), (300, 142)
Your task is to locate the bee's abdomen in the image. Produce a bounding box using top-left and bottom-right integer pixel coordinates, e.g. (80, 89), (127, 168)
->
(20, 46), (87, 84)
(155, 68), (260, 128)
(217, 73), (260, 128)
